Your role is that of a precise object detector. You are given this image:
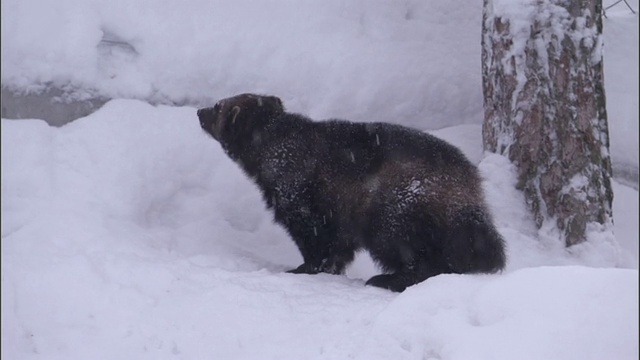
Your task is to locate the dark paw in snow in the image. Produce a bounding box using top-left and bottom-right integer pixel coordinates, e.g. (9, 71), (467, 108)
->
(287, 263), (320, 275)
(365, 274), (408, 292)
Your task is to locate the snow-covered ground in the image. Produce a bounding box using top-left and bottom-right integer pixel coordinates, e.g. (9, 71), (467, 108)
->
(2, 0), (638, 359)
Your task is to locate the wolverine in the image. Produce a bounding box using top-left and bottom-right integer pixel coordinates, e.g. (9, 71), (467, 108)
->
(197, 93), (506, 292)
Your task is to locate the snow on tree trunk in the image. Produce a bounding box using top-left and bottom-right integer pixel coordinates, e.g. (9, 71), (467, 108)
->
(481, 0), (614, 247)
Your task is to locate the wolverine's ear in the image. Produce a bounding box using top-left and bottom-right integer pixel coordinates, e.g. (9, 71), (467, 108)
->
(274, 96), (283, 110)
(230, 106), (241, 124)
(266, 96), (284, 113)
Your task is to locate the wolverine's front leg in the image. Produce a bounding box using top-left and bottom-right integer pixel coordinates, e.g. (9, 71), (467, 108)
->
(286, 249), (355, 275)
(284, 212), (354, 275)
(286, 232), (333, 275)
(287, 262), (320, 274)
(281, 210), (330, 274)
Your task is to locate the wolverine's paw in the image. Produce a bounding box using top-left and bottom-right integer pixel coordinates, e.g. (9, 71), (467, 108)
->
(287, 263), (320, 275)
(365, 274), (408, 292)
(318, 258), (347, 275)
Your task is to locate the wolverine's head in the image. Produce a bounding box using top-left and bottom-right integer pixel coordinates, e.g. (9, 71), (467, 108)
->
(197, 93), (284, 145)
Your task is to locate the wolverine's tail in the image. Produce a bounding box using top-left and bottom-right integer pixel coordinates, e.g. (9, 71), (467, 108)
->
(445, 206), (506, 274)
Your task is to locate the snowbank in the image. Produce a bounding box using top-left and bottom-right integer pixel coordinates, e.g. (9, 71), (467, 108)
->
(2, 100), (638, 359)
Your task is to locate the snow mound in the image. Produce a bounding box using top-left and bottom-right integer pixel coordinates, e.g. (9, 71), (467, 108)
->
(2, 100), (638, 359)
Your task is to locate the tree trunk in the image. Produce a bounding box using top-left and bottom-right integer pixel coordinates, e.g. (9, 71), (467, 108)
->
(481, 0), (614, 246)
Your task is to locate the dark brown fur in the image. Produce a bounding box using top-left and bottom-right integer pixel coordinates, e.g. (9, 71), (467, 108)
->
(197, 93), (506, 292)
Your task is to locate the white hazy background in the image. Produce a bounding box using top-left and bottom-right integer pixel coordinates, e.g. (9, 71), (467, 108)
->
(2, 1), (638, 359)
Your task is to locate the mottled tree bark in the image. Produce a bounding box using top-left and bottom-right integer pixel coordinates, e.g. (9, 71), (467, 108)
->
(482, 0), (614, 246)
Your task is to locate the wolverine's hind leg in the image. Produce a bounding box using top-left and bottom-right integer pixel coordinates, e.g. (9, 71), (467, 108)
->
(363, 205), (450, 292)
(365, 273), (410, 292)
(365, 258), (449, 292)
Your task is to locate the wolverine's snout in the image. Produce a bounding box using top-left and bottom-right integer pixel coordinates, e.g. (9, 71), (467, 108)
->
(197, 107), (213, 122)
(197, 107), (218, 139)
